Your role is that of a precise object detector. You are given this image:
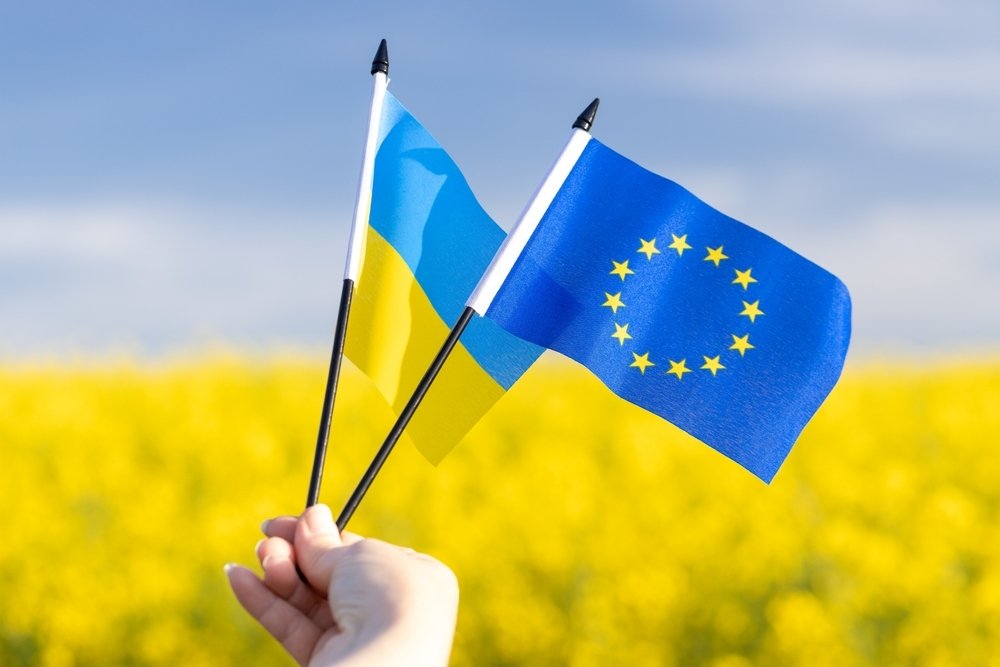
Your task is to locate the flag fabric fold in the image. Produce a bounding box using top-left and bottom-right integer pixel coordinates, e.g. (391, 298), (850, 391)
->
(345, 91), (543, 463)
(479, 137), (851, 482)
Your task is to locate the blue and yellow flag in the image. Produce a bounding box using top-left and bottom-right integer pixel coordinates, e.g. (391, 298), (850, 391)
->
(345, 92), (542, 463)
(480, 138), (851, 482)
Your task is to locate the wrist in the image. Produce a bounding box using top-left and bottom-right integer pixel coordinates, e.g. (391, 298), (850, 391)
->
(321, 620), (455, 667)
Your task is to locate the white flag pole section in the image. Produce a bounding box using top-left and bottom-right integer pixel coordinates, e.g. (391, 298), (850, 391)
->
(343, 49), (390, 282)
(334, 99), (600, 531)
(466, 119), (594, 315)
(305, 39), (390, 509)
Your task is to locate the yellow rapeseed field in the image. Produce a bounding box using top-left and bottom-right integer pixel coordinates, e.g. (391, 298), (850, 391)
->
(2, 354), (999, 666)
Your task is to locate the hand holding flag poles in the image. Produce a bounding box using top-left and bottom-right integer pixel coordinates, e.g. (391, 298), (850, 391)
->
(333, 99), (603, 530)
(304, 39), (390, 509)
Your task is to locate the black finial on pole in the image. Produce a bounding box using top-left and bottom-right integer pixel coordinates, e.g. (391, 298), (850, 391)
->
(572, 97), (600, 132)
(371, 39), (389, 76)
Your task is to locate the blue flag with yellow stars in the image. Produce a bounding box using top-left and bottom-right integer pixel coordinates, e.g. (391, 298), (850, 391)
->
(482, 138), (851, 482)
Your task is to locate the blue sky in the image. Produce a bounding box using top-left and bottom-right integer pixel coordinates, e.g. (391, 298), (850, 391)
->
(2, 1), (997, 357)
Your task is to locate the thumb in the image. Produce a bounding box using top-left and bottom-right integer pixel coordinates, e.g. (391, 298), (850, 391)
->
(294, 504), (345, 592)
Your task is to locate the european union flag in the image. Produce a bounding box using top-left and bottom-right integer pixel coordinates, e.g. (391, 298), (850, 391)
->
(479, 138), (851, 482)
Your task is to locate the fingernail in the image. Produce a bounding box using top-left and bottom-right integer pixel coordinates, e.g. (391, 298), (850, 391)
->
(261, 555), (274, 570)
(254, 538), (266, 554)
(304, 503), (334, 533)
(260, 519), (271, 534)
(224, 563), (237, 576)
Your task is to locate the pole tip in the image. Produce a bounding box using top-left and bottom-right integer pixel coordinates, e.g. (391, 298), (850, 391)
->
(371, 39), (389, 76)
(572, 98), (600, 132)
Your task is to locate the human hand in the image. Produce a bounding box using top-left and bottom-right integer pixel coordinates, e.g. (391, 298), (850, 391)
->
(226, 504), (459, 667)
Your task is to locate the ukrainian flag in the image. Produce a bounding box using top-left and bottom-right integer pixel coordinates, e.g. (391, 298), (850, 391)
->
(345, 92), (542, 463)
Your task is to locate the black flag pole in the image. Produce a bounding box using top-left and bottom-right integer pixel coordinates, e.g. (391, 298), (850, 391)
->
(334, 98), (601, 531)
(304, 39), (391, 509)
(336, 307), (475, 529)
(304, 277), (353, 508)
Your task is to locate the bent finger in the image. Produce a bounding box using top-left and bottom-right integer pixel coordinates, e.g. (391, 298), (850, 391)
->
(225, 564), (322, 667)
(257, 537), (299, 600)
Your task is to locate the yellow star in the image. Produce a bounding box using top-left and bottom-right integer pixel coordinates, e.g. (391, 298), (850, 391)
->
(630, 351), (655, 374)
(704, 246), (729, 267)
(740, 300), (765, 323)
(733, 268), (757, 290)
(637, 238), (660, 260)
(602, 292), (625, 314)
(668, 233), (692, 256)
(611, 323), (632, 346)
(729, 333), (754, 356)
(666, 359), (691, 380)
(610, 259), (635, 281)
(700, 355), (726, 376)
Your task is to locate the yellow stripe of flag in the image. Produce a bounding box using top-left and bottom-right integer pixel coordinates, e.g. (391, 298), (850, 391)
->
(346, 228), (505, 463)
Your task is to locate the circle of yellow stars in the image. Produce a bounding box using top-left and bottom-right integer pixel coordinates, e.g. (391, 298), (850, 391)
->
(601, 234), (762, 380)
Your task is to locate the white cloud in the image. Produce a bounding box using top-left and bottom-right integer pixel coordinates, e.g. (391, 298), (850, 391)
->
(676, 47), (996, 104)
(587, 27), (999, 109)
(581, 1), (1000, 162)
(0, 204), (163, 262)
(0, 201), (349, 356)
(806, 204), (1000, 351)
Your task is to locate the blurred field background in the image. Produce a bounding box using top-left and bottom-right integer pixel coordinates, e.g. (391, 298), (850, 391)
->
(2, 355), (998, 666)
(4, 2), (998, 665)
